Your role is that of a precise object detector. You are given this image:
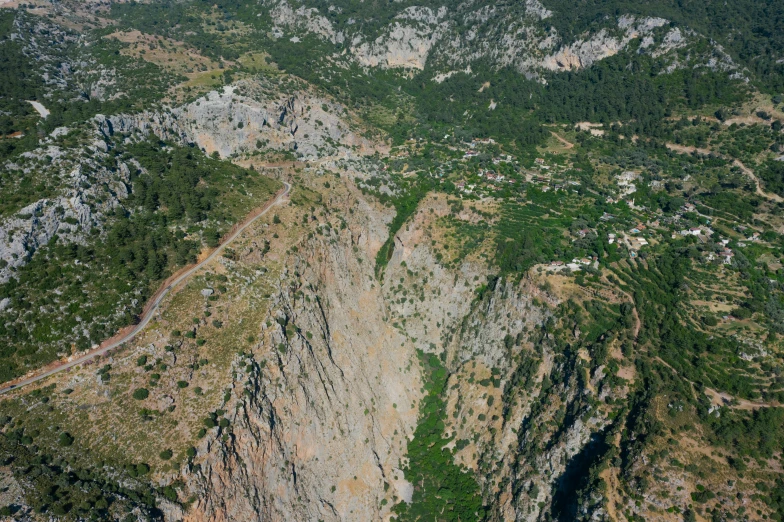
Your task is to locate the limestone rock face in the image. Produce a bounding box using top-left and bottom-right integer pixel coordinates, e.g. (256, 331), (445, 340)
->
(182, 185), (424, 521)
(0, 77), (368, 281)
(258, 0), (736, 80)
(101, 81), (372, 160)
(169, 182), (614, 521)
(352, 7), (450, 70)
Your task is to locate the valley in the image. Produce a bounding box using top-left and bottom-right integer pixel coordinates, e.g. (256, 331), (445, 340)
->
(0, 0), (783, 521)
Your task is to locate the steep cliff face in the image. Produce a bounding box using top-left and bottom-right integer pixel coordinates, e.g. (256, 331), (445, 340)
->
(181, 182), (424, 521)
(175, 182), (621, 521)
(259, 0), (731, 79)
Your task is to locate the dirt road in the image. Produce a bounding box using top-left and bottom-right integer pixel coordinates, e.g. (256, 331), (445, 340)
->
(0, 182), (291, 395)
(665, 142), (784, 203)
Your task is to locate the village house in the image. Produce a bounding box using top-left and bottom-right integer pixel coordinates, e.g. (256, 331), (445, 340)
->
(719, 249), (734, 265)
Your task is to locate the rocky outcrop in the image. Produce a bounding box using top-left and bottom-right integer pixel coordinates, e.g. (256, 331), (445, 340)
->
(351, 7), (449, 70)
(0, 143), (131, 283)
(100, 81), (371, 160)
(267, 0), (344, 44)
(540, 16), (672, 72)
(1, 74), (368, 282)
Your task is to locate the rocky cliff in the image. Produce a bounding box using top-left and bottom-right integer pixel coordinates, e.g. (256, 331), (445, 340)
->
(166, 180), (625, 521)
(102, 79), (374, 161)
(261, 0), (734, 80)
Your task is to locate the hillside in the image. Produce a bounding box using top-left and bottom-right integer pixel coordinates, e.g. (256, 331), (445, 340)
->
(0, 0), (783, 521)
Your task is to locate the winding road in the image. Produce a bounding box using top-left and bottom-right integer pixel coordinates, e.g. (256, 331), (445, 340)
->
(665, 142), (784, 203)
(0, 182), (291, 395)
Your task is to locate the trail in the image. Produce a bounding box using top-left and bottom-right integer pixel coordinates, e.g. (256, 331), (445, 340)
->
(665, 142), (784, 203)
(0, 182), (291, 395)
(550, 131), (574, 149)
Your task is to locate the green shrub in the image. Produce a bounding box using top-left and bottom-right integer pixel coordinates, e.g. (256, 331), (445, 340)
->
(58, 432), (74, 447)
(159, 449), (173, 460)
(132, 388), (149, 400)
(702, 315), (718, 326)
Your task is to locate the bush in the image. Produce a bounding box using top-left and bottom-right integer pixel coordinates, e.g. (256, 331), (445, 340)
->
(219, 418), (230, 428)
(162, 486), (177, 502)
(177, 380), (189, 389)
(204, 228), (220, 248)
(203, 418), (216, 428)
(132, 388), (149, 400)
(186, 447), (197, 458)
(702, 315), (718, 327)
(58, 432), (74, 447)
(136, 355), (148, 366)
(159, 449), (173, 460)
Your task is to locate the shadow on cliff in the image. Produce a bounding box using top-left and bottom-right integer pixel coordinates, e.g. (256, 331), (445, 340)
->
(549, 429), (610, 521)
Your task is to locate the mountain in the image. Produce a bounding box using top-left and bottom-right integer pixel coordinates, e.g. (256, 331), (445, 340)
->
(0, 0), (783, 521)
